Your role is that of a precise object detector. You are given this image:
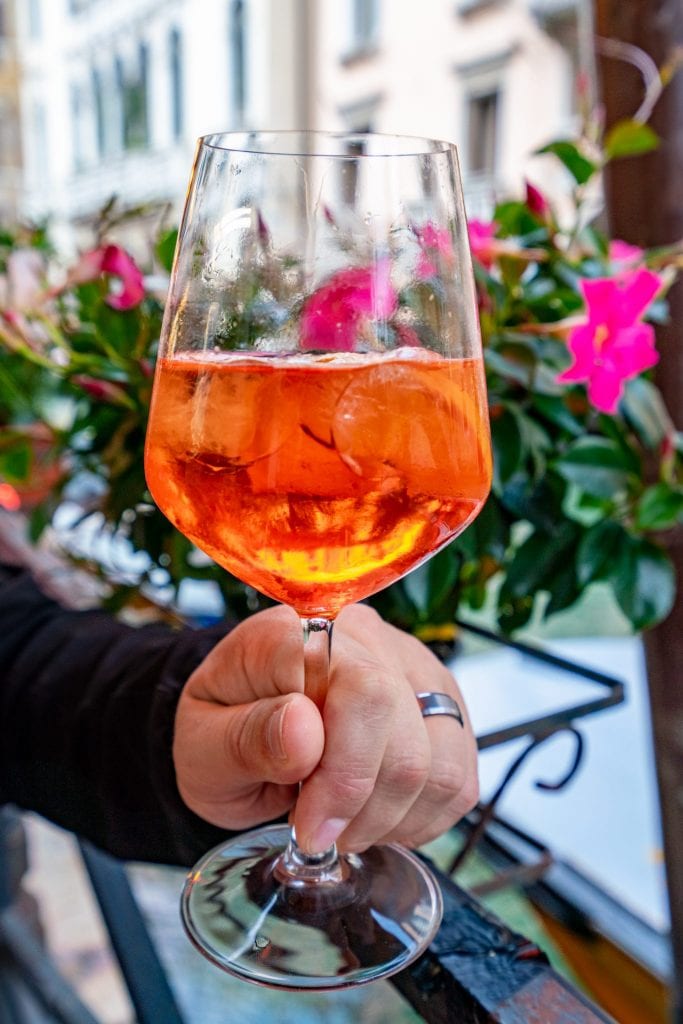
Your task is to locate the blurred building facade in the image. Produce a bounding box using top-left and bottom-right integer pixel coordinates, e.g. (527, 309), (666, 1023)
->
(10, 0), (588, 245)
(310, 0), (588, 218)
(12, 0), (303, 249)
(0, 0), (23, 221)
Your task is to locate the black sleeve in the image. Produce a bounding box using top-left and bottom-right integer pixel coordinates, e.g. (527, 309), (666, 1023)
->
(0, 564), (239, 866)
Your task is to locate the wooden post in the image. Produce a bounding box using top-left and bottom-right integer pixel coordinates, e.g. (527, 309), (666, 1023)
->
(593, 3), (683, 1020)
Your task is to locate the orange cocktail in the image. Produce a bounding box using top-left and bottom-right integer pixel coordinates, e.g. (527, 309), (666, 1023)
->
(145, 350), (492, 617)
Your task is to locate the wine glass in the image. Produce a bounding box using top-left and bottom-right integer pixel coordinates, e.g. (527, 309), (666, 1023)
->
(144, 131), (491, 989)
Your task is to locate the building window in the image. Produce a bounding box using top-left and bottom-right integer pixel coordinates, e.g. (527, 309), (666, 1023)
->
(120, 44), (150, 150)
(338, 95), (379, 204)
(466, 89), (499, 176)
(340, 135), (367, 206)
(71, 83), (87, 172)
(92, 67), (105, 157)
(115, 57), (125, 150)
(31, 101), (47, 184)
(169, 27), (183, 139)
(351, 0), (378, 50)
(229, 0), (246, 125)
(456, 48), (510, 214)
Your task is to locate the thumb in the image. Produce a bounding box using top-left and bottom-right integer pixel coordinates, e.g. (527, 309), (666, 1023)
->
(222, 692), (324, 786)
(174, 690), (324, 829)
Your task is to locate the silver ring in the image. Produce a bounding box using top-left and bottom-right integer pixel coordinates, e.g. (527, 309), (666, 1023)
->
(416, 692), (464, 726)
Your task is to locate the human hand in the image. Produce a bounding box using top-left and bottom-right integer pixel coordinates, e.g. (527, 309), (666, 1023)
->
(173, 603), (478, 854)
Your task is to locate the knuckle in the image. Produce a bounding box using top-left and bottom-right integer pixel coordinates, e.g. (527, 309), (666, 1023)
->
(325, 767), (375, 809)
(383, 749), (430, 795)
(425, 760), (467, 803)
(330, 664), (398, 722)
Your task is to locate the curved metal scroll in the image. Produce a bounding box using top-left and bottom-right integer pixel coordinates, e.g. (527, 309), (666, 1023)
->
(448, 725), (584, 876)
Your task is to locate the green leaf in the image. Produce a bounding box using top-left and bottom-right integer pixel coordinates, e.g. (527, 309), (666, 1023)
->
(28, 502), (52, 543)
(518, 410), (551, 453)
(497, 519), (579, 630)
(492, 200), (543, 238)
(425, 549), (461, 617)
(498, 595), (535, 633)
(607, 537), (675, 630)
(155, 228), (179, 272)
(532, 394), (584, 436)
(553, 437), (637, 498)
(403, 548), (459, 620)
(636, 483), (683, 531)
(544, 559), (581, 617)
(500, 522), (578, 600)
(576, 520), (627, 586)
(501, 474), (566, 534)
(536, 141), (598, 185)
(456, 494), (509, 562)
(581, 225), (610, 259)
(604, 119), (659, 161)
(0, 441), (31, 482)
(369, 580), (419, 632)
(485, 346), (535, 388)
(522, 283), (585, 321)
(595, 416), (642, 475)
(622, 376), (671, 448)
(563, 485), (612, 527)
(491, 409), (524, 487)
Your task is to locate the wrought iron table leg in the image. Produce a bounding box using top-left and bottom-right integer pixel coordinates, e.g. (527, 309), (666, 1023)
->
(78, 839), (185, 1024)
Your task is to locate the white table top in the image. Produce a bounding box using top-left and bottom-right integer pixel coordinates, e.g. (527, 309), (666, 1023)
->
(453, 634), (670, 932)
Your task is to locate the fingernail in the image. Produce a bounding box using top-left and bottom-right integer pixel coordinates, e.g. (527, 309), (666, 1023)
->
(307, 817), (349, 854)
(266, 704), (288, 761)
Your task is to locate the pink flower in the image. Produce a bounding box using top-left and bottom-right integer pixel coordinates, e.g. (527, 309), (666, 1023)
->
(68, 244), (145, 310)
(608, 240), (644, 268)
(2, 309), (23, 329)
(525, 182), (551, 220)
(392, 321), (423, 348)
(100, 246), (145, 309)
(73, 375), (130, 404)
(416, 253), (437, 279)
(468, 219), (499, 269)
(414, 222), (454, 279)
(300, 262), (397, 351)
(557, 268), (663, 414)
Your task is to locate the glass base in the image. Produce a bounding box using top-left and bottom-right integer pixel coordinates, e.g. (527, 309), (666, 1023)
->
(180, 824), (443, 990)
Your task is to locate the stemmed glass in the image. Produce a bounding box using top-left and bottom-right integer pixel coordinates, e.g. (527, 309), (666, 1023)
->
(144, 131), (491, 989)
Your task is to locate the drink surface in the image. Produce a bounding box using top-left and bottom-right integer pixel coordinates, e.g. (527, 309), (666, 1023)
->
(145, 350), (492, 617)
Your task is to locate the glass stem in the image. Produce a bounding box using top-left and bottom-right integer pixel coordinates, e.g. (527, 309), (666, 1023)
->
(276, 617), (344, 885)
(301, 616), (334, 710)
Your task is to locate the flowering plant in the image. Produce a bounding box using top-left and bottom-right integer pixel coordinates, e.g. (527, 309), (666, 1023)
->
(1, 110), (682, 637)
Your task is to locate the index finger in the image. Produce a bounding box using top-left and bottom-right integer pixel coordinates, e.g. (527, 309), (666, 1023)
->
(293, 631), (415, 853)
